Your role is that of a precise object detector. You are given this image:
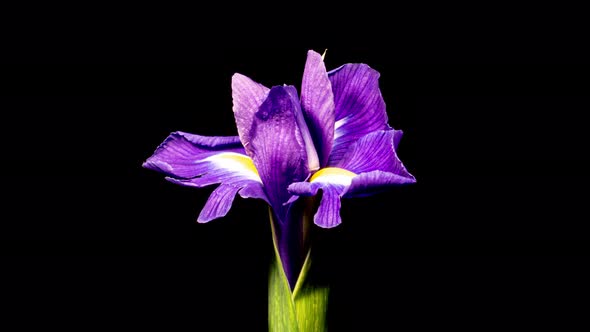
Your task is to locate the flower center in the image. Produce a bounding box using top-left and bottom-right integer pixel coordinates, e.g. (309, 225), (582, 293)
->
(309, 167), (357, 186)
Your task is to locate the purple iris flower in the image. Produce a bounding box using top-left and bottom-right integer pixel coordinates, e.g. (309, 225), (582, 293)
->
(143, 50), (415, 286)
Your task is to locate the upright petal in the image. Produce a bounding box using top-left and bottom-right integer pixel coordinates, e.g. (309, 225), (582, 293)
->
(300, 50), (335, 167)
(287, 86), (320, 172)
(248, 86), (310, 223)
(328, 64), (390, 165)
(232, 73), (270, 156)
(143, 132), (267, 222)
(337, 129), (413, 179)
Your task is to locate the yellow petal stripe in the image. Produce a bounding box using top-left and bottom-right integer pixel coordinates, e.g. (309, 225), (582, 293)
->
(205, 152), (261, 181)
(309, 167), (357, 185)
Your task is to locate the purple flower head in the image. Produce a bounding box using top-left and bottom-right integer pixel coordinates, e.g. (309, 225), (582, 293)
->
(143, 50), (415, 286)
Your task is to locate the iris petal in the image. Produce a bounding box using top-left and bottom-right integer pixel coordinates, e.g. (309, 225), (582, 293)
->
(197, 184), (241, 223)
(249, 86), (310, 223)
(337, 129), (413, 179)
(327, 64), (390, 166)
(300, 50), (335, 167)
(347, 170), (416, 198)
(143, 132), (268, 222)
(315, 185), (344, 228)
(289, 130), (415, 226)
(288, 181), (346, 228)
(142, 132), (245, 178)
(232, 73), (270, 156)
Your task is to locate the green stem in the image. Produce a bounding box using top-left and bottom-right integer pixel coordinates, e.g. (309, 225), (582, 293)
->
(268, 210), (329, 332)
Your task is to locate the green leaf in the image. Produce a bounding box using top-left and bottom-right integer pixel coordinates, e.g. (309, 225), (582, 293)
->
(268, 245), (300, 331)
(268, 209), (329, 332)
(292, 251), (330, 332)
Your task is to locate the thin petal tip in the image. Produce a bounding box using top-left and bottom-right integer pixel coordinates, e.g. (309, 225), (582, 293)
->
(307, 49), (323, 59)
(395, 172), (417, 185)
(231, 72), (245, 80)
(231, 72), (255, 84)
(283, 195), (299, 206)
(196, 217), (213, 224)
(142, 159), (172, 173)
(141, 159), (158, 171)
(314, 216), (342, 229)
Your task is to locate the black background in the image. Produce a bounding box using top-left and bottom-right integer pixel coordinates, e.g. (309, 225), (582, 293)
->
(1, 8), (589, 330)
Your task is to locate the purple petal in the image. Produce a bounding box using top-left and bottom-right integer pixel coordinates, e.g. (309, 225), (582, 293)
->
(143, 132), (268, 222)
(288, 181), (346, 228)
(300, 50), (335, 167)
(346, 170), (416, 198)
(249, 86), (310, 223)
(328, 64), (390, 165)
(337, 130), (414, 180)
(288, 181), (321, 196)
(315, 186), (344, 228)
(232, 73), (270, 156)
(287, 85), (320, 172)
(236, 180), (268, 200)
(167, 177), (267, 223)
(142, 132), (245, 178)
(197, 184), (241, 222)
(167, 179), (266, 223)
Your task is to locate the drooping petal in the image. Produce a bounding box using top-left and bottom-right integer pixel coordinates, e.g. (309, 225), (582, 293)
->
(346, 170), (416, 198)
(142, 132), (245, 178)
(249, 85), (310, 223)
(197, 184), (241, 222)
(143, 131), (267, 222)
(289, 168), (415, 227)
(328, 64), (390, 165)
(232, 73), (270, 156)
(337, 129), (414, 180)
(288, 181), (346, 228)
(300, 50), (335, 167)
(162, 150), (267, 221)
(168, 177), (267, 223)
(314, 186), (344, 228)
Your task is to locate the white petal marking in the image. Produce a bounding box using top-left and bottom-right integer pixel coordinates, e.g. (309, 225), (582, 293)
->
(204, 152), (262, 182)
(334, 116), (351, 140)
(310, 167), (357, 187)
